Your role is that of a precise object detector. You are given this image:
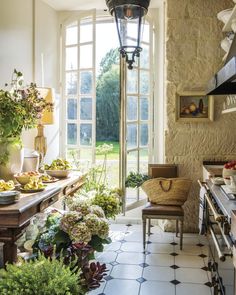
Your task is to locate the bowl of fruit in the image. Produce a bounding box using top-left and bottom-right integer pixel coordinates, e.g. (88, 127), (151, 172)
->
(223, 161), (236, 185)
(20, 178), (46, 193)
(14, 171), (40, 185)
(44, 159), (72, 179)
(0, 179), (15, 192)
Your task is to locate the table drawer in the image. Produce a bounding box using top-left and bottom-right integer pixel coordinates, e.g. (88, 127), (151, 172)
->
(39, 193), (59, 212)
(63, 178), (85, 196)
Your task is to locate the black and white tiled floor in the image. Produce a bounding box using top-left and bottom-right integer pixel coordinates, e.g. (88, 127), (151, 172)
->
(89, 223), (212, 295)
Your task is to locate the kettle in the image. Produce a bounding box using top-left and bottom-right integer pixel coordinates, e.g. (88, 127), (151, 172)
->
(22, 149), (39, 172)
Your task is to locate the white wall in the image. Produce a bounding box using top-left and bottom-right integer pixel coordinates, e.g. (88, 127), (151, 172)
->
(0, 0), (33, 85)
(0, 0), (60, 163)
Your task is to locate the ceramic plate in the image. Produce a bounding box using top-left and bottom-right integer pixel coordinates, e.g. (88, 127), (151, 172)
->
(20, 187), (46, 193)
(41, 178), (59, 183)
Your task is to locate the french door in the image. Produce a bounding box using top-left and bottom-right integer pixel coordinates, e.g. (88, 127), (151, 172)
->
(61, 13), (153, 212)
(120, 19), (153, 211)
(61, 11), (96, 165)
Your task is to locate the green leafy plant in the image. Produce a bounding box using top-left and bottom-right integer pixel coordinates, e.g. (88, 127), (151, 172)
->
(125, 171), (150, 188)
(0, 254), (83, 295)
(0, 69), (53, 164)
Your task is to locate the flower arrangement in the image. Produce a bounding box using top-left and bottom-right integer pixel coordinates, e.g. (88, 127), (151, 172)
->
(0, 69), (53, 164)
(66, 187), (122, 219)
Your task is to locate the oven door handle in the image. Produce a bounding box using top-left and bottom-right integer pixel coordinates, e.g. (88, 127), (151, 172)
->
(209, 224), (226, 261)
(205, 193), (225, 222)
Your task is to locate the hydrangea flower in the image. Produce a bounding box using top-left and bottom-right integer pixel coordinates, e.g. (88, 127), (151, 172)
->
(69, 222), (92, 244)
(90, 205), (105, 218)
(60, 211), (82, 233)
(97, 218), (109, 239)
(84, 213), (102, 235)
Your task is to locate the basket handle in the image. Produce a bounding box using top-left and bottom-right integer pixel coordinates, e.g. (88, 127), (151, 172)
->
(159, 180), (172, 192)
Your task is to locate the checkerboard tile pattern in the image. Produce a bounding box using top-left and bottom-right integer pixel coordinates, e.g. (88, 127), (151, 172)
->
(88, 224), (212, 295)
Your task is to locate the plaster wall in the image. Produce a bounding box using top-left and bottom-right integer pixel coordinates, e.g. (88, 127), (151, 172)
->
(0, 0), (59, 163)
(165, 0), (236, 232)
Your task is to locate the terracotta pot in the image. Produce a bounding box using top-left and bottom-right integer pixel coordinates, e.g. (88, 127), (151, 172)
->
(0, 139), (24, 180)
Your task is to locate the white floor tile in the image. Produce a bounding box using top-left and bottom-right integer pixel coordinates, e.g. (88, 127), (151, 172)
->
(109, 223), (128, 232)
(143, 265), (174, 281)
(149, 234), (174, 243)
(125, 231), (143, 242)
(110, 264), (143, 279)
(121, 242), (144, 252)
(176, 283), (212, 295)
(145, 253), (174, 266)
(175, 255), (205, 268)
(109, 231), (126, 242)
(104, 241), (121, 251)
(140, 281), (175, 295)
(175, 236), (199, 245)
(96, 251), (117, 264)
(176, 268), (209, 284)
(104, 279), (140, 295)
(175, 244), (203, 255)
(147, 243), (174, 254)
(116, 252), (146, 264)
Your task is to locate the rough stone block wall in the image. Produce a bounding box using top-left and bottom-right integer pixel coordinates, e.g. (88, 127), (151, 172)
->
(165, 0), (236, 232)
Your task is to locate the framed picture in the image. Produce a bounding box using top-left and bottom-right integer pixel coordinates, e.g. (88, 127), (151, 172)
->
(176, 92), (214, 122)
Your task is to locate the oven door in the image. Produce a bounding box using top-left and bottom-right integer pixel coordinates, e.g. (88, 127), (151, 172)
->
(207, 214), (234, 294)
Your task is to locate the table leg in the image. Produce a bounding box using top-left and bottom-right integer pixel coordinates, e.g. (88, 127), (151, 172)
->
(3, 242), (17, 265)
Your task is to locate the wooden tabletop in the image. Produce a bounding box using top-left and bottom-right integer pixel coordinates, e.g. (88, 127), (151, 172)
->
(0, 173), (84, 228)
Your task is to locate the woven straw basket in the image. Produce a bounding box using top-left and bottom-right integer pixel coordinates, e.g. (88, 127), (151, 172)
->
(141, 178), (192, 206)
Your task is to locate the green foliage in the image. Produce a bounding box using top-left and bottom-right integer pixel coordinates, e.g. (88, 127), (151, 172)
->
(0, 254), (84, 295)
(91, 190), (122, 219)
(125, 172), (150, 188)
(96, 49), (120, 141)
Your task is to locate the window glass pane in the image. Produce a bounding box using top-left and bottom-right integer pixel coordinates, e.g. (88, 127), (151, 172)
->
(80, 44), (93, 69)
(127, 124), (137, 148)
(80, 124), (92, 146)
(66, 148), (92, 169)
(142, 21), (149, 43)
(127, 96), (137, 121)
(127, 150), (138, 174)
(67, 123), (77, 145)
(140, 71), (149, 95)
(127, 69), (138, 94)
(80, 71), (92, 94)
(80, 20), (92, 43)
(140, 123), (148, 146)
(140, 44), (149, 69)
(80, 97), (92, 120)
(66, 47), (77, 70)
(139, 148), (148, 173)
(67, 99), (77, 120)
(66, 72), (77, 95)
(66, 24), (78, 45)
(140, 97), (148, 120)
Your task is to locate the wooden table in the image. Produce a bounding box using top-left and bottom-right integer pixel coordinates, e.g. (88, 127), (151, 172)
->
(0, 173), (85, 265)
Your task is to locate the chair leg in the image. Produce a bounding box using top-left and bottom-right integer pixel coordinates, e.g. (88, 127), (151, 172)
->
(148, 218), (151, 235)
(142, 216), (146, 249)
(180, 219), (183, 250)
(176, 220), (179, 237)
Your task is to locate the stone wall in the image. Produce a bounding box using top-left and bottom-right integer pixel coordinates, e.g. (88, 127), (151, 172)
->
(165, 0), (236, 232)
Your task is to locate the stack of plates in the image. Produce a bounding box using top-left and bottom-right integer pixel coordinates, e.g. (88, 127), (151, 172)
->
(0, 191), (20, 205)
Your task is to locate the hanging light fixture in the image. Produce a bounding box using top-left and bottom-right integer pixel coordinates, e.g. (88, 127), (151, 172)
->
(106, 0), (150, 70)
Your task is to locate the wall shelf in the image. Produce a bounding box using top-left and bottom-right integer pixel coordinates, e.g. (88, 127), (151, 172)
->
(222, 107), (236, 114)
(223, 5), (236, 32)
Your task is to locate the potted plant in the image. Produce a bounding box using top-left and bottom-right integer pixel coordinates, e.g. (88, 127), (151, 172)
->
(0, 254), (83, 294)
(0, 69), (53, 179)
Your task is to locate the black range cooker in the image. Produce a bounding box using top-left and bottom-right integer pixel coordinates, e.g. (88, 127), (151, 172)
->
(199, 180), (235, 295)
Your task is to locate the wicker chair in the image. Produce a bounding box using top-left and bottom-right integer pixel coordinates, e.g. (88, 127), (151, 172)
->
(142, 164), (190, 250)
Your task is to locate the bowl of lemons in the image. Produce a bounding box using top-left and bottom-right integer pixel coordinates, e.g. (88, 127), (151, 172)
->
(44, 158), (72, 179)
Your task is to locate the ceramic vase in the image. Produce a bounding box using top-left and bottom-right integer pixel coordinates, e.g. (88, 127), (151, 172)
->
(0, 139), (24, 180)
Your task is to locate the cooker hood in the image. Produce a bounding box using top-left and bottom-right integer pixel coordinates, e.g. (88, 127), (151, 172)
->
(207, 35), (236, 95)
